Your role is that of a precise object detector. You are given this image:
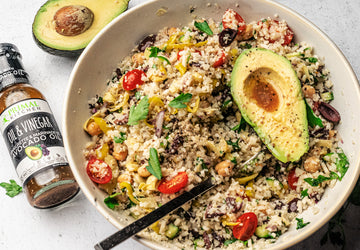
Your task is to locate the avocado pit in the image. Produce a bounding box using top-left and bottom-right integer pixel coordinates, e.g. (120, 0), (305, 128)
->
(53, 5), (94, 36)
(244, 68), (280, 112)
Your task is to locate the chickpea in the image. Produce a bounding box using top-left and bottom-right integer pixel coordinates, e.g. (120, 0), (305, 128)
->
(304, 156), (321, 173)
(112, 143), (128, 161)
(215, 160), (234, 177)
(302, 85), (316, 98)
(117, 173), (133, 184)
(167, 27), (178, 36)
(137, 165), (151, 178)
(131, 52), (144, 66)
(86, 121), (102, 136)
(236, 24), (253, 41)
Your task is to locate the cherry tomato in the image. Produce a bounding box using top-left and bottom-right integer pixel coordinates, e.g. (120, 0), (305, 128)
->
(222, 9), (246, 34)
(288, 168), (299, 190)
(233, 212), (258, 241)
(86, 158), (112, 184)
(213, 50), (226, 68)
(158, 172), (188, 194)
(122, 69), (146, 91)
(258, 19), (294, 45)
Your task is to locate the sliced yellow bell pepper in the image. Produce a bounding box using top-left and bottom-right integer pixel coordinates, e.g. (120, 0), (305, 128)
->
(96, 143), (109, 160)
(175, 63), (187, 75)
(92, 117), (112, 133)
(186, 95), (200, 113)
(109, 92), (129, 112)
(236, 173), (259, 185)
(150, 221), (160, 234)
(245, 181), (255, 198)
(119, 182), (139, 205)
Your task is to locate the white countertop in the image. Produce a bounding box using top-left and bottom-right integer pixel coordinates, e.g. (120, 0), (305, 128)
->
(0, 0), (359, 250)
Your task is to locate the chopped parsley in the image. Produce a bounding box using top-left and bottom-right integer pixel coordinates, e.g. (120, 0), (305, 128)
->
(232, 117), (247, 132)
(335, 151), (349, 180)
(169, 93), (193, 109)
(0, 179), (22, 197)
(114, 132), (127, 143)
(231, 157), (237, 165)
(222, 99), (232, 108)
(146, 148), (162, 180)
(224, 239), (238, 246)
(104, 193), (121, 210)
(194, 20), (213, 35)
(226, 138), (240, 150)
(296, 218), (310, 229)
(97, 96), (103, 104)
(301, 189), (309, 199)
(307, 57), (318, 63)
(304, 172), (338, 186)
(149, 46), (170, 64)
(128, 96), (149, 125)
(196, 157), (208, 170)
(305, 100), (323, 128)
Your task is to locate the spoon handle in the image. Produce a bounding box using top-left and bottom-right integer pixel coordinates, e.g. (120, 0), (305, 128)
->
(94, 178), (215, 250)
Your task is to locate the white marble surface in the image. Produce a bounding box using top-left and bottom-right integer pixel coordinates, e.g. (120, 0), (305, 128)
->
(0, 0), (359, 250)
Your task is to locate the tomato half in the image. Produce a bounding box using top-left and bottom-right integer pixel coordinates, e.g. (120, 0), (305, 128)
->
(222, 9), (246, 34)
(288, 168), (299, 190)
(158, 172), (188, 194)
(213, 50), (226, 68)
(232, 212), (258, 241)
(86, 158), (112, 184)
(123, 69), (146, 91)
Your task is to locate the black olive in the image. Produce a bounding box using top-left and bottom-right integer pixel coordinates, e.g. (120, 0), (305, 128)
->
(138, 34), (156, 52)
(318, 102), (341, 123)
(219, 28), (237, 47)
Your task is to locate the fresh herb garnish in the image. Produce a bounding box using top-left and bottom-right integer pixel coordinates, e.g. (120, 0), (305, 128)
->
(104, 193), (121, 210)
(240, 43), (252, 49)
(335, 151), (349, 180)
(305, 100), (324, 128)
(169, 93), (193, 109)
(307, 57), (318, 63)
(262, 19), (267, 23)
(226, 138), (240, 150)
(224, 239), (238, 246)
(296, 218), (310, 229)
(194, 20), (213, 35)
(232, 117), (247, 132)
(0, 179), (22, 197)
(301, 189), (309, 199)
(128, 96), (149, 125)
(231, 157), (237, 165)
(135, 91), (142, 100)
(146, 148), (162, 180)
(114, 132), (127, 143)
(196, 157), (208, 170)
(304, 172), (338, 186)
(97, 96), (103, 104)
(222, 99), (232, 108)
(149, 46), (170, 64)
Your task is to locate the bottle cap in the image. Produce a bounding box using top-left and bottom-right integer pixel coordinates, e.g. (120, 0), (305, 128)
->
(0, 43), (29, 91)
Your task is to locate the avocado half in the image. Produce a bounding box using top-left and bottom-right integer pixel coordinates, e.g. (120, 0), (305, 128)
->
(25, 146), (43, 160)
(32, 0), (129, 57)
(231, 48), (309, 163)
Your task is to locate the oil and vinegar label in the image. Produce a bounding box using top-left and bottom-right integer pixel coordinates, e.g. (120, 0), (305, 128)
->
(0, 98), (68, 185)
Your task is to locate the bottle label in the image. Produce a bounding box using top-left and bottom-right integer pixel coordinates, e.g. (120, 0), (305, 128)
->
(0, 98), (68, 185)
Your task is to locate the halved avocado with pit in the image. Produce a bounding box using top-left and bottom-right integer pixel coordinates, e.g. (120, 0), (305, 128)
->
(231, 48), (309, 163)
(32, 0), (129, 57)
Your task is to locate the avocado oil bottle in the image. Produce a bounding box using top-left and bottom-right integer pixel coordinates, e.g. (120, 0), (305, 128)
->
(0, 43), (79, 208)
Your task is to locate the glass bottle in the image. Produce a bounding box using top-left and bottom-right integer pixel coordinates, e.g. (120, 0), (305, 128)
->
(0, 43), (79, 208)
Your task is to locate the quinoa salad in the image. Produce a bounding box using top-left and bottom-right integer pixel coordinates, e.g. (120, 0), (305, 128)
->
(83, 8), (348, 249)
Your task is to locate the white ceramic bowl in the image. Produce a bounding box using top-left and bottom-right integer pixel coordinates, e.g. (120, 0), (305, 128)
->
(63, 0), (360, 249)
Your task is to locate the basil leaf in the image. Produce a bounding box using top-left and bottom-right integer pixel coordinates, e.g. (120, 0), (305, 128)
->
(146, 148), (162, 180)
(301, 189), (309, 199)
(335, 151), (349, 180)
(305, 100), (323, 128)
(128, 96), (149, 125)
(114, 132), (127, 143)
(169, 93), (193, 109)
(296, 218), (310, 229)
(194, 20), (213, 35)
(0, 179), (22, 197)
(104, 193), (121, 210)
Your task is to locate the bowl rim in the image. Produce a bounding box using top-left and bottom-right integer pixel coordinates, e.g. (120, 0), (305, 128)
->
(63, 0), (360, 249)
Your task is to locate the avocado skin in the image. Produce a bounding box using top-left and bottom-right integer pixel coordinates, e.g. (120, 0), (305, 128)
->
(231, 48), (309, 163)
(32, 0), (129, 57)
(32, 33), (83, 57)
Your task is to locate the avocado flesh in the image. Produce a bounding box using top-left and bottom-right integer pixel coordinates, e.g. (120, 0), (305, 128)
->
(32, 0), (129, 56)
(25, 146), (43, 160)
(231, 48), (309, 163)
